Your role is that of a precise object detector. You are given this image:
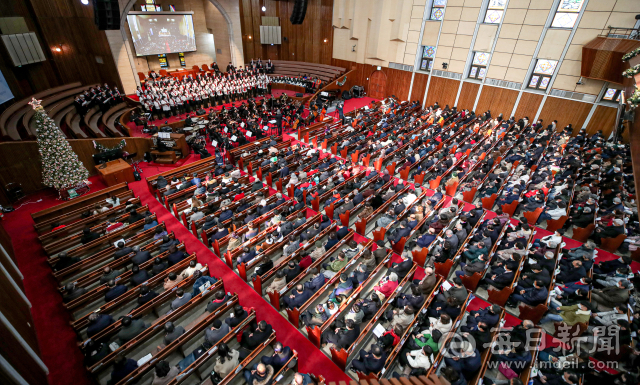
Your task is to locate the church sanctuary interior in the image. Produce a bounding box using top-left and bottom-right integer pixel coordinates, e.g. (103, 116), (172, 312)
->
(4, 0), (640, 385)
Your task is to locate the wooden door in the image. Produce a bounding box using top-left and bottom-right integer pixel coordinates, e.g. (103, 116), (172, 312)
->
(368, 70), (387, 99)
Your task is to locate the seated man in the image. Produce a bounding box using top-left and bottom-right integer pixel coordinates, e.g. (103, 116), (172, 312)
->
(322, 318), (360, 349)
(240, 320), (273, 354)
(590, 280), (630, 309)
(465, 304), (501, 329)
(260, 342), (292, 372)
(282, 284), (313, 310)
(350, 344), (387, 374)
(507, 279), (548, 307)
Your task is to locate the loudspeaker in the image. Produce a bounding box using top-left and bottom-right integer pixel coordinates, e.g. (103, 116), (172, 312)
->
(93, 0), (120, 30)
(342, 91), (352, 100)
(290, 0), (309, 25)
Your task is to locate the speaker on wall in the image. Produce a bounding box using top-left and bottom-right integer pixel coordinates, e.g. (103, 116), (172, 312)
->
(93, 0), (120, 30)
(289, 0), (308, 25)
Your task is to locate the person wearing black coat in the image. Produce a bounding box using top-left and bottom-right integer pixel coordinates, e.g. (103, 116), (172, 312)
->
(240, 321), (273, 351)
(556, 260), (586, 284)
(167, 246), (187, 266)
(261, 343), (292, 371)
(206, 290), (230, 313)
(114, 242), (133, 259)
(282, 284), (313, 310)
(81, 227), (101, 244)
(224, 305), (249, 328)
(322, 319), (360, 349)
(131, 247), (151, 265)
(389, 252), (413, 280)
(284, 260), (301, 283)
(593, 256), (631, 275)
(396, 284), (425, 309)
(350, 344), (387, 374)
(371, 194), (384, 210)
(86, 313), (115, 338)
(130, 265), (150, 286)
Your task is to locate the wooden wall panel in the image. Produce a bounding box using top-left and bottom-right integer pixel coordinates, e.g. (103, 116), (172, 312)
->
(384, 67), (413, 101)
(0, 138), (151, 196)
(239, 0), (334, 65)
(456, 82), (479, 110)
(328, 59), (414, 100)
(475, 85), (518, 117)
(538, 96), (592, 132)
(586, 105), (618, 138)
(514, 92), (543, 121)
(0, 0), (121, 115)
(425, 76), (460, 109)
(410, 73), (429, 104)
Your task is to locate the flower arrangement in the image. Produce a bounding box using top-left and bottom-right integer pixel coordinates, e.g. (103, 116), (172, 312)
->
(93, 139), (127, 152)
(623, 64), (640, 78)
(628, 86), (640, 109)
(622, 47), (640, 62)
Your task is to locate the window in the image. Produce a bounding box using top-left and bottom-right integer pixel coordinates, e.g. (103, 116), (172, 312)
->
(430, 0), (446, 21)
(484, 0), (506, 24)
(469, 52), (489, 79)
(602, 88), (623, 102)
(551, 0), (584, 29)
(527, 59), (558, 90)
(420, 46), (436, 71)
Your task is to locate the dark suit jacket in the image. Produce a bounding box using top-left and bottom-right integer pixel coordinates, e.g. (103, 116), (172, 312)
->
(241, 324), (273, 350)
(130, 271), (150, 286)
(87, 314), (114, 338)
(105, 285), (128, 302)
(131, 250), (151, 265)
(336, 325), (361, 350)
(114, 247), (133, 259)
(117, 319), (146, 342)
(285, 265), (301, 283)
(225, 310), (249, 328)
(359, 351), (388, 373)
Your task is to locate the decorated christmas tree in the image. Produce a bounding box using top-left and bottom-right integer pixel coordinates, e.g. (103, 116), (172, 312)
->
(30, 98), (89, 191)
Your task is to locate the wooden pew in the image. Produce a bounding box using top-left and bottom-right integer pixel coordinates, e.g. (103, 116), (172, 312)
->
(355, 276), (442, 381)
(58, 236), (180, 294)
(72, 257), (205, 336)
(330, 265), (418, 370)
(42, 205), (150, 255)
(145, 158), (217, 192)
(63, 242), (186, 313)
(51, 221), (164, 284)
(38, 197), (141, 245)
(286, 240), (373, 328)
(34, 190), (136, 235)
(86, 281), (230, 375)
(305, 249), (394, 348)
(32, 182), (130, 227)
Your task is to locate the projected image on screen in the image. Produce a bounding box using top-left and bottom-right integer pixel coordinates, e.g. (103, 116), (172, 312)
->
(127, 13), (196, 56)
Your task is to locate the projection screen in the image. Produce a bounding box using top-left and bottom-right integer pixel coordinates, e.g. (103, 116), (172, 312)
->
(127, 12), (196, 56)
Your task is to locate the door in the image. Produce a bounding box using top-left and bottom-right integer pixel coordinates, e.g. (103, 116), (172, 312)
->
(368, 70), (387, 100)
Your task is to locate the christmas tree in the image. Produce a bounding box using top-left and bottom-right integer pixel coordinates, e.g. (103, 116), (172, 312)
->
(30, 98), (89, 191)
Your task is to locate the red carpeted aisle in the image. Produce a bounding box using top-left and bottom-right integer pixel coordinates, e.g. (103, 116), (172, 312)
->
(2, 156), (350, 385)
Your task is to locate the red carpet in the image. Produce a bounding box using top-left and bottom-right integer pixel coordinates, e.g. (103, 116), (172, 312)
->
(1, 156), (350, 384)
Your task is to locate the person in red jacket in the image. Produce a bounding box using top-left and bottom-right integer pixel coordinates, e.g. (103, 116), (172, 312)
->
(374, 272), (399, 301)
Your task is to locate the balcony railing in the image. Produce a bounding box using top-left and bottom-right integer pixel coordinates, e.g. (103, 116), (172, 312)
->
(600, 26), (640, 40)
